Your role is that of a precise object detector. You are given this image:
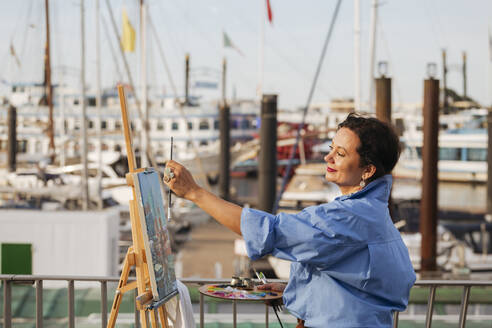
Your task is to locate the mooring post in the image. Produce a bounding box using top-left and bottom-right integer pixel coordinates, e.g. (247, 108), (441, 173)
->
(375, 64), (392, 124)
(442, 49), (448, 113)
(259, 94), (277, 213)
(420, 72), (440, 272)
(185, 53), (190, 105)
(462, 51), (467, 99)
(487, 108), (492, 216)
(219, 58), (230, 200)
(7, 104), (17, 172)
(219, 101), (230, 200)
(375, 65), (393, 216)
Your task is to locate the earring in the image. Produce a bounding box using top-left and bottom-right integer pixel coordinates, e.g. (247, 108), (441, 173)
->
(360, 180), (366, 188)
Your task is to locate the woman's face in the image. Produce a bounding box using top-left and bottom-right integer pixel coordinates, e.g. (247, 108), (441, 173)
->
(324, 127), (369, 195)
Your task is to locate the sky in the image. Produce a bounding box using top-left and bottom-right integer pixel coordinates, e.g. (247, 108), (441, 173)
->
(0, 0), (490, 110)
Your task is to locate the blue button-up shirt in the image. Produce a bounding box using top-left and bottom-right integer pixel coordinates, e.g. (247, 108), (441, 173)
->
(241, 175), (416, 328)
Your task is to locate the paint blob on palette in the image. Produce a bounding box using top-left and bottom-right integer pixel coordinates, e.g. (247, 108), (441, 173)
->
(201, 284), (282, 301)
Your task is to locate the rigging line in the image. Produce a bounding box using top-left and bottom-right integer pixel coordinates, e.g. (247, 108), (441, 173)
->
(52, 0), (64, 82)
(100, 14), (123, 82)
(428, 0), (449, 47)
(157, 0), (218, 52)
(137, 3), (212, 192)
(378, 17), (402, 106)
(19, 0), (35, 63)
(4, 0), (34, 82)
(104, 0), (158, 169)
(422, 0), (443, 50)
(265, 42), (334, 98)
(219, 2), (339, 97)
(147, 13), (178, 97)
(152, 1), (185, 64)
(273, 0), (343, 214)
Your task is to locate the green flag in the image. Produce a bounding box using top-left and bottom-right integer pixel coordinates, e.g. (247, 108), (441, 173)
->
(223, 31), (244, 56)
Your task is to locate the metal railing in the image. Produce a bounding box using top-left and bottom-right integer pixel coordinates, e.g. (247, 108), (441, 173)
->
(1, 275), (492, 328)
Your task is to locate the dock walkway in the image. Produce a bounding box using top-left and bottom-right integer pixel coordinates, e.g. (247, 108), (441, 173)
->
(178, 220), (240, 278)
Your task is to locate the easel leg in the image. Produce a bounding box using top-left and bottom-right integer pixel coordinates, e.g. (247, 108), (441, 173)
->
(150, 309), (158, 327)
(158, 306), (169, 328)
(107, 248), (133, 328)
(140, 309), (149, 328)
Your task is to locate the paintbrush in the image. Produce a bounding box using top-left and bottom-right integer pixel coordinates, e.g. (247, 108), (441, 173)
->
(253, 268), (268, 284)
(167, 136), (173, 222)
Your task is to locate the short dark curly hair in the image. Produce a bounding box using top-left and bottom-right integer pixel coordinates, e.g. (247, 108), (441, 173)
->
(338, 113), (401, 183)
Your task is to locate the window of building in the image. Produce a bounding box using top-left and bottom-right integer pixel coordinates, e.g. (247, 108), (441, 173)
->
(101, 121), (107, 130)
(438, 147), (461, 161)
(172, 122), (179, 131)
(241, 119), (250, 129)
(35, 141), (42, 153)
(187, 122), (193, 130)
(17, 140), (27, 153)
(214, 119), (219, 130)
(199, 120), (210, 130)
(467, 148), (487, 162)
(157, 121), (164, 131)
(115, 121), (122, 130)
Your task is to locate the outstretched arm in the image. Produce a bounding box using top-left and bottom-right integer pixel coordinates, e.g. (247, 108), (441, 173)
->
(163, 160), (243, 235)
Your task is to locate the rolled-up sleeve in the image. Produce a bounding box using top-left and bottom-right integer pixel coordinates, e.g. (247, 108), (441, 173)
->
(240, 206), (363, 269)
(240, 207), (278, 260)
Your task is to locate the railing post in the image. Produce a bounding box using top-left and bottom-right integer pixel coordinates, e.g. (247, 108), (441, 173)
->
(68, 280), (75, 328)
(392, 311), (399, 328)
(458, 286), (471, 328)
(134, 288), (140, 328)
(101, 281), (108, 328)
(200, 292), (204, 328)
(265, 303), (269, 328)
(36, 280), (43, 328)
(232, 299), (237, 328)
(425, 286), (437, 328)
(3, 280), (12, 328)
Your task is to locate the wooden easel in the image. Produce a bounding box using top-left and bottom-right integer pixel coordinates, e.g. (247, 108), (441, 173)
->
(107, 85), (172, 328)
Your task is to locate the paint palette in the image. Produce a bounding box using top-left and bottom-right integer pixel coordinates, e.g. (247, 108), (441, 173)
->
(199, 284), (283, 301)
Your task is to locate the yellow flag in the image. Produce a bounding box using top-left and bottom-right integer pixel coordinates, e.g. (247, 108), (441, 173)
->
(121, 9), (135, 52)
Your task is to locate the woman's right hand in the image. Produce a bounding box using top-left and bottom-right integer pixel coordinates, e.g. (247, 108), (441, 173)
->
(163, 160), (200, 201)
(256, 283), (286, 292)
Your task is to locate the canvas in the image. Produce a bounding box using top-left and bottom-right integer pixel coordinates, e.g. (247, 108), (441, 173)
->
(134, 169), (178, 302)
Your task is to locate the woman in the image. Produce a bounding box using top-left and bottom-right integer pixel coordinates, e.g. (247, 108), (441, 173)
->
(163, 113), (416, 328)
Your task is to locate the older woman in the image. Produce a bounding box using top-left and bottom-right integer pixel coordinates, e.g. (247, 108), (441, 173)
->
(164, 113), (416, 328)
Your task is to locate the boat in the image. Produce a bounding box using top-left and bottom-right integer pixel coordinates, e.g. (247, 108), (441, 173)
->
(394, 128), (487, 183)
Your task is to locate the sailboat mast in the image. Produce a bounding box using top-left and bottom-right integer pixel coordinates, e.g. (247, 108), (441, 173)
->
(354, 0), (361, 112)
(257, 0), (265, 99)
(95, 0), (103, 209)
(80, 0), (90, 210)
(140, 0), (149, 167)
(368, 0), (378, 112)
(44, 0), (55, 160)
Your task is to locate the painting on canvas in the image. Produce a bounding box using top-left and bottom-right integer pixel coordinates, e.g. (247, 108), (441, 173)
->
(134, 169), (177, 302)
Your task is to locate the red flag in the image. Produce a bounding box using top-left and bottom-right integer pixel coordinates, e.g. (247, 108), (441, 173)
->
(266, 0), (273, 24)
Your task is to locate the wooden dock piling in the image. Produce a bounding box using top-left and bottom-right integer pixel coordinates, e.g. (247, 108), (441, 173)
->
(375, 75), (391, 124)
(7, 105), (16, 172)
(420, 77), (440, 272)
(219, 58), (230, 200)
(259, 94), (277, 213)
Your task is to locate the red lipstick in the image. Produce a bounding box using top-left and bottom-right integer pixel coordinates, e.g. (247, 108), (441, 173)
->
(327, 167), (336, 173)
